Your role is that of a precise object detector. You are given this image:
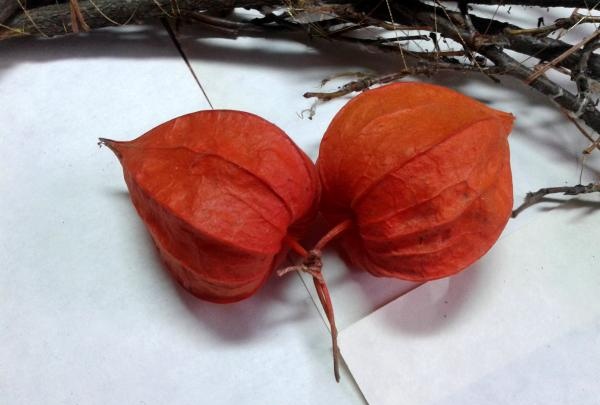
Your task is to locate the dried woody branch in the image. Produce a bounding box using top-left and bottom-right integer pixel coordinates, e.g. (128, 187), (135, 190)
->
(1, 0), (599, 213)
(512, 183), (600, 217)
(0, 0), (282, 39)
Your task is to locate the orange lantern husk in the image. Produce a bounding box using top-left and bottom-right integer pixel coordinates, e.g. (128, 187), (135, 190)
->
(102, 110), (320, 303)
(316, 82), (514, 281)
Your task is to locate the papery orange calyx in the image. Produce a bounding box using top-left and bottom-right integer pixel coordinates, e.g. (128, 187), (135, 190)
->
(316, 82), (514, 281)
(102, 110), (320, 303)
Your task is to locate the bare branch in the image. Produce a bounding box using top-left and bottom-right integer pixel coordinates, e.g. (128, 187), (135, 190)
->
(2, 0), (600, 158)
(0, 0), (280, 39)
(304, 63), (505, 101)
(526, 30), (600, 84)
(512, 183), (600, 217)
(388, 1), (600, 145)
(452, 0), (600, 7)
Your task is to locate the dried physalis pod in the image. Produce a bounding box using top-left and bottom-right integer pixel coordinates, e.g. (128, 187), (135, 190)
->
(101, 110), (320, 303)
(316, 82), (514, 281)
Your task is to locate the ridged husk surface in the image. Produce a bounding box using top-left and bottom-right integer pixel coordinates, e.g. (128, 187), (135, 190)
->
(105, 110), (320, 302)
(317, 83), (514, 281)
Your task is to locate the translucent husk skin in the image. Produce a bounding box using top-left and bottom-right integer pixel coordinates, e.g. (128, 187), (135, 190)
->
(317, 83), (514, 281)
(103, 110), (320, 303)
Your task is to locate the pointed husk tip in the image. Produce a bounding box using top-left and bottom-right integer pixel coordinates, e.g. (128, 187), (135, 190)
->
(98, 138), (123, 159)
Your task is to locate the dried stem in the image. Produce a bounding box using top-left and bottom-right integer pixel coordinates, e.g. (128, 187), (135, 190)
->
(461, 0), (600, 6)
(526, 30), (600, 84)
(512, 183), (600, 217)
(505, 12), (600, 36)
(0, 0), (280, 39)
(279, 220), (353, 382)
(560, 108), (600, 153)
(304, 63), (505, 101)
(278, 248), (341, 382)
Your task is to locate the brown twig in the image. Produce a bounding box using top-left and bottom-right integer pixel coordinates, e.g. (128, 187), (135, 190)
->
(505, 11), (600, 36)
(1, 0), (599, 164)
(278, 220), (352, 383)
(387, 1), (600, 147)
(278, 247), (341, 383)
(512, 183), (600, 217)
(189, 11), (268, 35)
(561, 108), (600, 154)
(459, 0), (600, 6)
(69, 0), (90, 33)
(0, 0), (281, 39)
(304, 63), (505, 101)
(584, 136), (600, 154)
(526, 30), (600, 84)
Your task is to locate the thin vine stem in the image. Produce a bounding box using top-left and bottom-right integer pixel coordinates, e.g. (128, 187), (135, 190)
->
(279, 220), (353, 382)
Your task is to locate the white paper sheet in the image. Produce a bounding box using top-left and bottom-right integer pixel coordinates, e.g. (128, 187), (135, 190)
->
(339, 207), (600, 405)
(0, 26), (363, 405)
(4, 5), (600, 403)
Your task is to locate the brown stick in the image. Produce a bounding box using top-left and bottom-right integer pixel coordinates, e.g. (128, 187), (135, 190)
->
(0, 0), (280, 39)
(453, 0), (600, 6)
(526, 30), (600, 84)
(512, 183), (600, 217)
(304, 64), (506, 101)
(4, 0), (600, 154)
(279, 220), (352, 383)
(278, 248), (341, 382)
